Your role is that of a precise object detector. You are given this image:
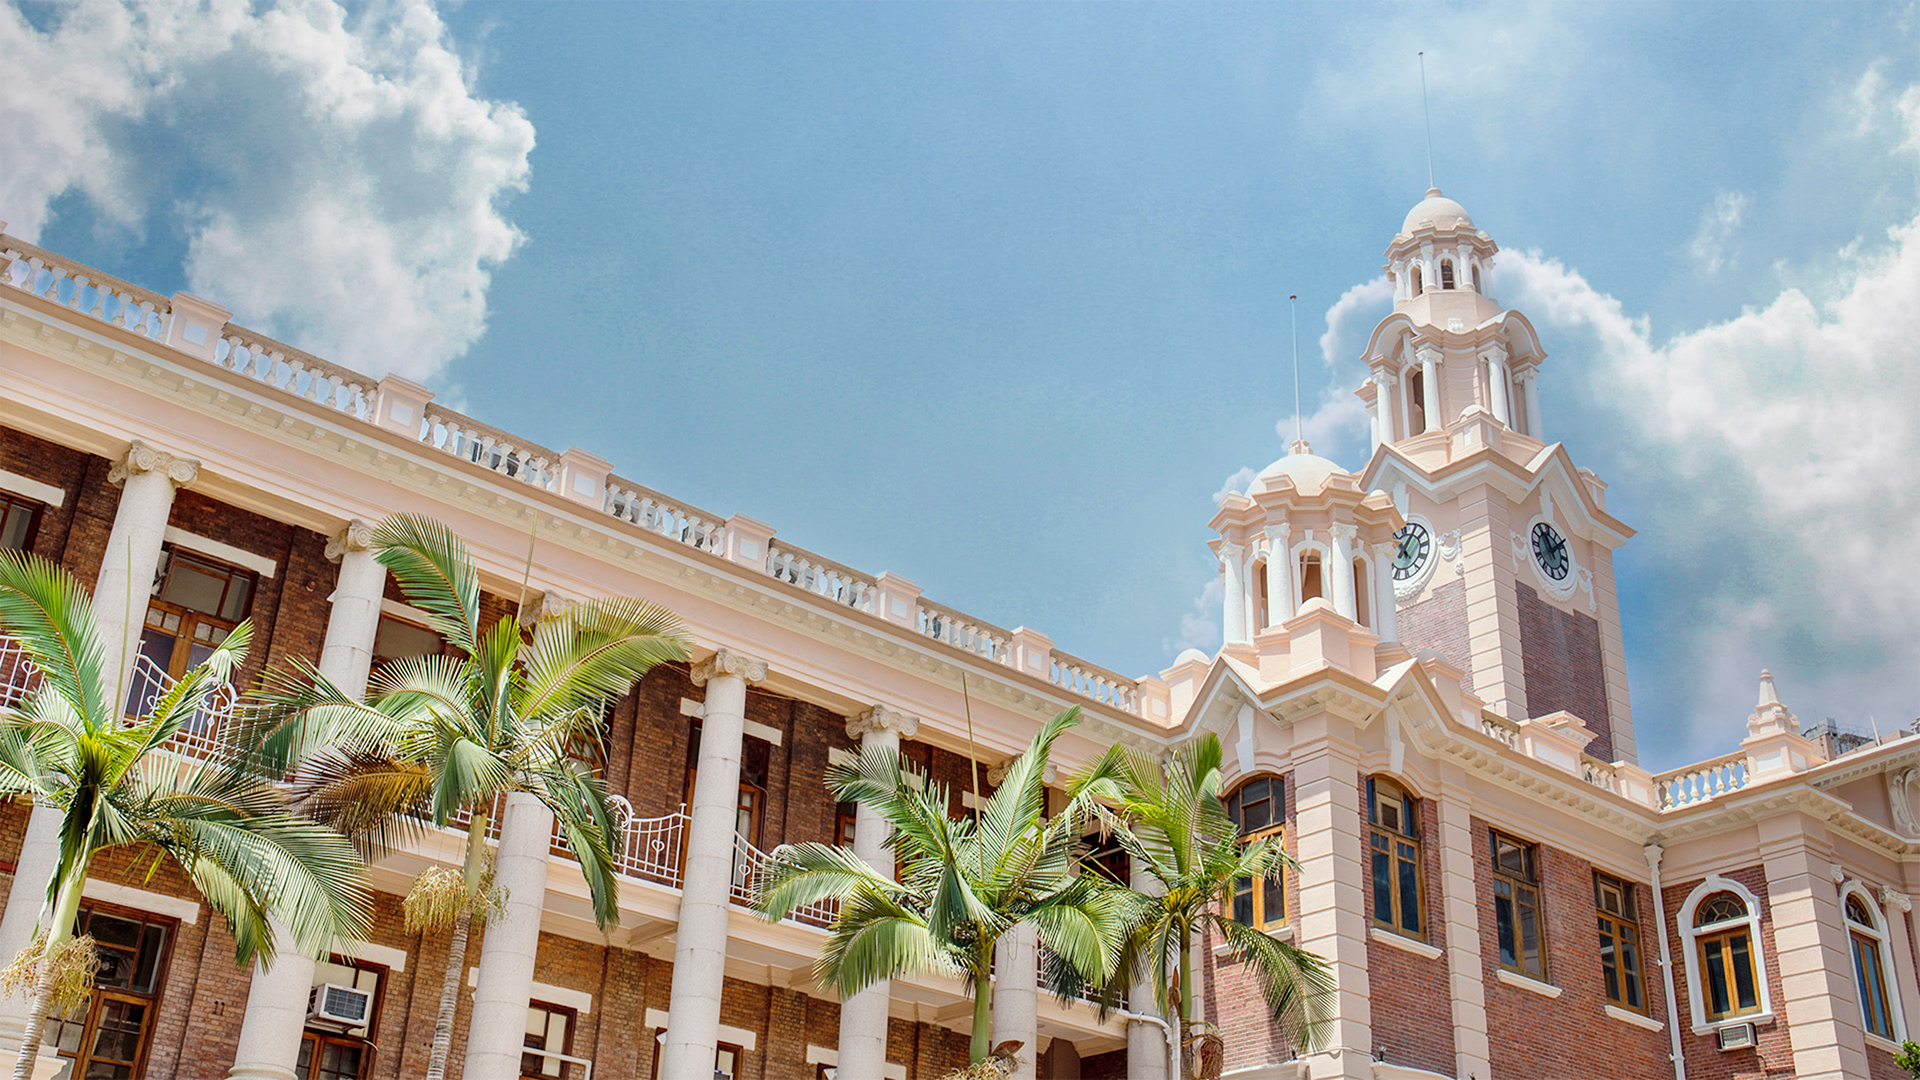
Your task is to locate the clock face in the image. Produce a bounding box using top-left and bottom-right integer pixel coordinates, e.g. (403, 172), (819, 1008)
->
(1391, 522), (1431, 581)
(1531, 521), (1571, 581)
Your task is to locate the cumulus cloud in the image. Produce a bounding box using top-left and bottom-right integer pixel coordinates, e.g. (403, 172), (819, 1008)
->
(1167, 578), (1225, 657)
(1686, 191), (1748, 276)
(1498, 186), (1920, 755)
(0, 0), (531, 382)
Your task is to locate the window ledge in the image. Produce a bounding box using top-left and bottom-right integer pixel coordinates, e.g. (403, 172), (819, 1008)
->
(1604, 1004), (1663, 1032)
(1690, 1012), (1771, 1036)
(1213, 926), (1293, 956)
(1866, 1032), (1906, 1055)
(1496, 969), (1561, 998)
(1369, 927), (1442, 960)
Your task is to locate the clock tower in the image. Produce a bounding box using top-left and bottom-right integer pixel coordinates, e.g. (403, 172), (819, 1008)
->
(1355, 189), (1639, 763)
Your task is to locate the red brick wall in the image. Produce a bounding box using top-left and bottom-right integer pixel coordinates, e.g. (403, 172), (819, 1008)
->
(1395, 578), (1473, 692)
(1203, 772), (1300, 1072)
(1666, 866), (1792, 1080)
(1515, 582), (1613, 762)
(1363, 784), (1452, 1076)
(1471, 817), (1668, 1080)
(0, 425), (94, 568)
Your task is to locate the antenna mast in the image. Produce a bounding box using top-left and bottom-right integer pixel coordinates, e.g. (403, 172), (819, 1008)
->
(1419, 51), (1436, 190)
(1289, 294), (1302, 444)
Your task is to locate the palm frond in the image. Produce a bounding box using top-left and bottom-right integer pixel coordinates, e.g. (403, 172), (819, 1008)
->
(0, 550), (111, 729)
(369, 515), (480, 653)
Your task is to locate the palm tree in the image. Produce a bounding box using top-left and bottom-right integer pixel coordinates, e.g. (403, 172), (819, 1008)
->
(1072, 733), (1333, 1078)
(0, 551), (372, 1080)
(241, 514), (688, 1080)
(756, 705), (1137, 1071)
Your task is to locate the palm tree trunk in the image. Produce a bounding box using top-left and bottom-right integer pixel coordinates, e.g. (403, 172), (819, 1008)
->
(1177, 932), (1193, 1080)
(970, 947), (993, 1064)
(13, 866), (87, 1080)
(423, 907), (472, 1080)
(424, 812), (489, 1080)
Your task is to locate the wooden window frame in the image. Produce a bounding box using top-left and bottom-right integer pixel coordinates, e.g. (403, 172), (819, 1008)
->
(1491, 830), (1546, 980)
(651, 1038), (743, 1079)
(521, 999), (579, 1080)
(43, 903), (176, 1080)
(299, 1030), (373, 1080)
(1844, 888), (1901, 1041)
(0, 492), (43, 553)
(1595, 873), (1646, 1012)
(1367, 777), (1424, 939)
(1225, 777), (1287, 930)
(1695, 926), (1762, 1022)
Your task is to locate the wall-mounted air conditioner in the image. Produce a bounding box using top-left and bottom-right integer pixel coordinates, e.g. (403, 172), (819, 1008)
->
(308, 983), (373, 1028)
(1715, 1022), (1756, 1051)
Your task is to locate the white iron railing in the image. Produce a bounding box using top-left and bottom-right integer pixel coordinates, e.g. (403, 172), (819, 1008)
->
(731, 832), (838, 928)
(1656, 752), (1751, 809)
(0, 638), (39, 711)
(519, 1046), (592, 1080)
(122, 653), (240, 762)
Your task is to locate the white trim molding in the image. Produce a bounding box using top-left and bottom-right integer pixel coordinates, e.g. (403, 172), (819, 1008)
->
(164, 525), (278, 578)
(467, 969), (592, 1014)
(1496, 968), (1562, 998)
(1369, 926), (1443, 960)
(0, 468), (66, 508)
(1677, 875), (1774, 1033)
(336, 939), (408, 972)
(644, 1007), (756, 1051)
(1604, 1004), (1664, 1031)
(1841, 880), (1907, 1042)
(81, 879), (201, 924)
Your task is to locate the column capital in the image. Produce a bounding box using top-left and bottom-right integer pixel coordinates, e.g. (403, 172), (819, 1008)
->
(1262, 522), (1291, 547)
(848, 705), (919, 741)
(1415, 344), (1444, 366)
(987, 755), (1055, 787)
(1482, 344), (1509, 366)
(1882, 886), (1912, 913)
(529, 589), (580, 625)
(108, 440), (199, 489)
(1328, 522), (1358, 544)
(324, 519), (375, 561)
(691, 648), (767, 687)
(1217, 540), (1243, 565)
(1516, 365), (1539, 384)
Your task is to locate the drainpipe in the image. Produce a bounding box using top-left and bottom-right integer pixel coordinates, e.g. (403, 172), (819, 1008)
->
(1114, 1010), (1180, 1080)
(1646, 843), (1686, 1080)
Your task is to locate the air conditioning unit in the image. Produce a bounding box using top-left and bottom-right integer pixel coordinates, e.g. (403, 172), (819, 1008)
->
(1715, 1022), (1756, 1051)
(308, 983), (373, 1028)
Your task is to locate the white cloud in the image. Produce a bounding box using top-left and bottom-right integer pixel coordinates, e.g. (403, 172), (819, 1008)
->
(0, 0), (531, 383)
(1686, 190), (1748, 276)
(1167, 578), (1224, 657)
(1212, 466), (1256, 506)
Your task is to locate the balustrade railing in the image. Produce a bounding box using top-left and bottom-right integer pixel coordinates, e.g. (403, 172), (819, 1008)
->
(419, 405), (558, 491)
(1581, 756), (1618, 793)
(917, 601), (1011, 664)
(1049, 651), (1140, 715)
(2, 238), (168, 340)
(604, 477), (725, 554)
(1480, 715), (1520, 749)
(764, 543), (876, 613)
(732, 832), (838, 928)
(1655, 752), (1750, 809)
(216, 327), (374, 421)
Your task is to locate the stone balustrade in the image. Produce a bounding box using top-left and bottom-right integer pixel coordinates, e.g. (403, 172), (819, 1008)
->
(917, 600), (1012, 664)
(1655, 751), (1751, 809)
(765, 543), (877, 613)
(1, 236), (168, 340)
(420, 404), (558, 491)
(217, 326), (374, 421)
(1049, 650), (1140, 715)
(1480, 714), (1521, 749)
(604, 476), (725, 554)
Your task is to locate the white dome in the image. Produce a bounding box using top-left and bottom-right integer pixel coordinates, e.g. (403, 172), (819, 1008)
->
(1247, 447), (1347, 497)
(1402, 188), (1474, 234)
(1174, 648), (1210, 666)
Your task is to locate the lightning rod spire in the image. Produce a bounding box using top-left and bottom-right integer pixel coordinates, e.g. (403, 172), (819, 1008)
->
(1419, 51), (1436, 191)
(1290, 294), (1303, 445)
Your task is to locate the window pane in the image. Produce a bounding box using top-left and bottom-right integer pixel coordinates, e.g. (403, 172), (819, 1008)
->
(1397, 843), (1421, 934)
(1371, 839), (1393, 924)
(0, 501), (34, 551)
(1262, 873), (1285, 926)
(1231, 878), (1253, 925)
(1518, 889), (1542, 976)
(1703, 942), (1732, 1017)
(1729, 933), (1758, 1011)
(1496, 889), (1516, 967)
(132, 926), (166, 994)
(160, 558), (230, 614)
(373, 617), (442, 661)
(1619, 926), (1642, 1009)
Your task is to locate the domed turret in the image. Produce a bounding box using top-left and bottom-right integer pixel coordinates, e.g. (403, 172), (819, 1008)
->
(1401, 188), (1474, 236)
(1248, 441), (1347, 498)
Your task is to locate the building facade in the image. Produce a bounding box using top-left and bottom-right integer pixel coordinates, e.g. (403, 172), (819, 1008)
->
(0, 188), (1914, 1080)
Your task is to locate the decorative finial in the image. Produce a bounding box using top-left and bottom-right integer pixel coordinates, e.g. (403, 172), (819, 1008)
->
(1757, 669), (1779, 707)
(1747, 668), (1799, 737)
(1289, 439), (1312, 456)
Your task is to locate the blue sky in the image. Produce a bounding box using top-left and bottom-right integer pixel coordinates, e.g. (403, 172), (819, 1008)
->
(7, 1), (1920, 770)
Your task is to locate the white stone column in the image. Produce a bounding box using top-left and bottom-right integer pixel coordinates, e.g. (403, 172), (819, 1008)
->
(1418, 349), (1441, 433)
(462, 791), (556, 1080)
(1485, 349), (1511, 427)
(1219, 543), (1247, 647)
(1263, 526), (1292, 629)
(1393, 371), (1412, 445)
(1369, 543), (1399, 643)
(838, 706), (919, 1079)
(95, 441), (199, 699)
(1761, 826), (1869, 1080)
(317, 521), (387, 697)
(228, 524), (392, 1080)
(1434, 783), (1491, 1080)
(994, 923), (1039, 1080)
(1127, 862), (1168, 1080)
(0, 803), (65, 1056)
(1327, 525), (1357, 622)
(1291, 728), (1371, 1080)
(1520, 369), (1543, 441)
(660, 650), (767, 1080)
(1882, 888), (1919, 1040)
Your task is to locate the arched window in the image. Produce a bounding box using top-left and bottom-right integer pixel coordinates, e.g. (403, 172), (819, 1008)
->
(1471, 264), (1483, 293)
(1411, 265), (1424, 296)
(1351, 557), (1370, 629)
(1299, 552), (1323, 603)
(1367, 777), (1423, 938)
(1844, 887), (1901, 1041)
(1225, 777), (1286, 929)
(1440, 260), (1456, 290)
(1680, 880), (1768, 1027)
(1255, 558), (1271, 630)
(1407, 369), (1428, 434)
